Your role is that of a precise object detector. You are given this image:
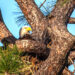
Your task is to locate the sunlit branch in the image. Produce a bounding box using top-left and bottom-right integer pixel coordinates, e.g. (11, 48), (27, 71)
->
(68, 18), (75, 24)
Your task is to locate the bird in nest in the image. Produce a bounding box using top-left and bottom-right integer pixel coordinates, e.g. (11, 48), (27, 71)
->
(19, 25), (32, 39)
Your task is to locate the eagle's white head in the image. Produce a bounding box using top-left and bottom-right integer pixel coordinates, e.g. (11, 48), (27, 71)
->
(20, 25), (32, 38)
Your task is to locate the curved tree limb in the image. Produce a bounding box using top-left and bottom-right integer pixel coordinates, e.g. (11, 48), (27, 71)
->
(0, 21), (11, 40)
(7, 38), (48, 54)
(0, 21), (16, 43)
(62, 67), (72, 75)
(16, 0), (49, 42)
(0, 18), (48, 55)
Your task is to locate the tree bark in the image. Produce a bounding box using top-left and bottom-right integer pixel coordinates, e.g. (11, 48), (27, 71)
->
(68, 18), (75, 24)
(0, 21), (11, 40)
(8, 38), (48, 54)
(34, 0), (75, 74)
(62, 67), (72, 75)
(0, 21), (16, 43)
(34, 0), (75, 75)
(0, 0), (75, 75)
(16, 0), (75, 75)
(0, 21), (47, 55)
(16, 0), (49, 43)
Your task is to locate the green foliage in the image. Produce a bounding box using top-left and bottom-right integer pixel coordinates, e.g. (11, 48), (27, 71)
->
(0, 45), (23, 74)
(0, 45), (38, 75)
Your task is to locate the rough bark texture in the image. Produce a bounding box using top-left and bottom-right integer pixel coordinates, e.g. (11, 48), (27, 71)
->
(69, 51), (75, 58)
(0, 20), (47, 55)
(0, 19), (47, 55)
(16, 0), (49, 43)
(0, 21), (11, 40)
(34, 0), (75, 75)
(8, 38), (47, 54)
(62, 67), (72, 75)
(0, 0), (75, 75)
(0, 21), (16, 43)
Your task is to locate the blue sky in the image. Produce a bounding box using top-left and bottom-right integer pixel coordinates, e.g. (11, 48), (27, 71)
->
(68, 60), (75, 74)
(0, 0), (30, 39)
(67, 9), (75, 36)
(0, 0), (31, 46)
(34, 0), (57, 16)
(0, 0), (75, 47)
(68, 64), (74, 72)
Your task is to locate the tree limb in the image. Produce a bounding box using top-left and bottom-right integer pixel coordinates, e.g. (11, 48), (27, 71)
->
(34, 0), (75, 75)
(16, 0), (49, 42)
(7, 38), (48, 54)
(62, 67), (72, 75)
(0, 21), (48, 55)
(0, 21), (16, 43)
(69, 51), (75, 58)
(68, 18), (75, 24)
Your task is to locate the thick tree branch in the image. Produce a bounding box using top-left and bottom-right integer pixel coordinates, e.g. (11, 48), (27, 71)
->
(0, 21), (16, 43)
(62, 67), (72, 75)
(0, 21), (47, 55)
(0, 0), (73, 75)
(7, 38), (47, 54)
(16, 0), (75, 75)
(34, 0), (75, 75)
(16, 0), (49, 42)
(0, 21), (11, 40)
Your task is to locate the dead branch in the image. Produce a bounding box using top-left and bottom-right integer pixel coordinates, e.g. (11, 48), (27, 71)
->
(0, 21), (48, 55)
(39, 0), (46, 8)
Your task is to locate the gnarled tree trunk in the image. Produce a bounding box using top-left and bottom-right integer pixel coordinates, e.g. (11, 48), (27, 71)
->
(16, 0), (75, 75)
(0, 0), (75, 75)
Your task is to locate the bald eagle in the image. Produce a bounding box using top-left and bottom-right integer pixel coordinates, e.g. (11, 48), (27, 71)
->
(19, 25), (32, 38)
